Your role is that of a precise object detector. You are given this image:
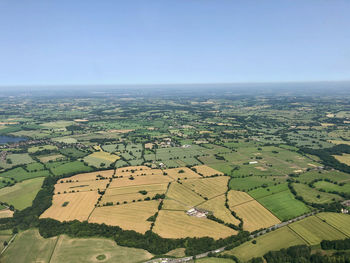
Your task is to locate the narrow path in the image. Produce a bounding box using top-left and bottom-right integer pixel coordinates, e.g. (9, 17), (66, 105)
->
(48, 235), (60, 263)
(0, 233), (16, 256)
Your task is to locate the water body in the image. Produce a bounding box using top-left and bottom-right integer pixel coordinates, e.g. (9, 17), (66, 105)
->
(0, 135), (27, 144)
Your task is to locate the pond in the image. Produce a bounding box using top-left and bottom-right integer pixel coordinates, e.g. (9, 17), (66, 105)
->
(0, 135), (27, 145)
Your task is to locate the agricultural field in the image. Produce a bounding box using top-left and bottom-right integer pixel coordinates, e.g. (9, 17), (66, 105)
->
(83, 151), (120, 168)
(314, 181), (350, 194)
(153, 210), (237, 239)
(333, 154), (350, 166)
(293, 183), (342, 204)
(0, 177), (44, 210)
(316, 212), (350, 236)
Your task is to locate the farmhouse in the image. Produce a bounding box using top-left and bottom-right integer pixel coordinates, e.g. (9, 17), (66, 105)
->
(186, 207), (208, 218)
(249, 161), (258, 164)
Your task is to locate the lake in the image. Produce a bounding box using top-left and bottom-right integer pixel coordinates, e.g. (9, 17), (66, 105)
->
(0, 135), (27, 144)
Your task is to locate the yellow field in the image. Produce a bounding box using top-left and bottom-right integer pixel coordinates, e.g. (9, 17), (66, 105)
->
(182, 176), (229, 199)
(198, 195), (240, 225)
(109, 174), (173, 188)
(54, 180), (108, 194)
(153, 210), (237, 239)
(164, 167), (201, 180)
(89, 201), (159, 233)
(192, 165), (224, 177)
(66, 170), (114, 181)
(227, 190), (254, 207)
(86, 151), (120, 162)
(230, 200), (280, 232)
(0, 209), (13, 218)
(166, 182), (204, 208)
(41, 191), (99, 222)
(328, 140), (350, 146)
(101, 183), (167, 204)
(333, 154), (350, 166)
(162, 199), (188, 210)
(116, 166), (151, 173)
(38, 154), (65, 163)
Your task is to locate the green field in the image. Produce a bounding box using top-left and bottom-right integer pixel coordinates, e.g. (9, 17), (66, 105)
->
(248, 183), (289, 199)
(314, 181), (350, 194)
(255, 189), (310, 221)
(293, 183), (342, 204)
(0, 167), (50, 182)
(229, 176), (285, 191)
(316, 212), (350, 236)
(46, 160), (93, 176)
(226, 227), (306, 262)
(28, 145), (58, 153)
(288, 216), (346, 245)
(298, 170), (350, 183)
(59, 147), (88, 158)
(0, 177), (44, 210)
(0, 153), (34, 169)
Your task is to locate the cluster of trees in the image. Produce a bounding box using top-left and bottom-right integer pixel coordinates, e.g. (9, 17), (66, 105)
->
(321, 238), (350, 250)
(250, 244), (350, 263)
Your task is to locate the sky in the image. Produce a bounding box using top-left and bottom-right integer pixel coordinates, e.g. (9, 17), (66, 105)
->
(0, 0), (349, 86)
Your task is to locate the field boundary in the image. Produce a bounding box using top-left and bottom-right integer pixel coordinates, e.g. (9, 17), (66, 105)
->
(315, 214), (350, 238)
(48, 235), (60, 263)
(287, 225), (311, 245)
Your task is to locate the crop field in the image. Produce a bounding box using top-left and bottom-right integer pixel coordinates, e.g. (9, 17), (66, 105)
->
(89, 201), (159, 233)
(109, 174), (173, 188)
(230, 199), (280, 232)
(165, 182), (204, 208)
(59, 147), (88, 158)
(316, 212), (350, 236)
(83, 151), (120, 168)
(164, 167), (201, 180)
(153, 210), (237, 239)
(255, 189), (310, 221)
(0, 177), (44, 210)
(66, 169), (114, 182)
(182, 176), (229, 199)
(227, 190), (253, 207)
(293, 183), (342, 204)
(198, 195), (240, 225)
(226, 227), (306, 262)
(40, 191), (99, 221)
(288, 216), (346, 245)
(248, 183), (289, 199)
(191, 165), (224, 177)
(314, 181), (350, 194)
(54, 180), (108, 194)
(0, 209), (13, 218)
(49, 235), (153, 263)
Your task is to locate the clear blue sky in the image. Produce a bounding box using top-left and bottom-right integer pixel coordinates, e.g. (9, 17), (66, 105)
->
(0, 0), (349, 86)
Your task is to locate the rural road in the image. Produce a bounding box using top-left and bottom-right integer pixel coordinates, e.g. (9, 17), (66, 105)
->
(144, 210), (319, 263)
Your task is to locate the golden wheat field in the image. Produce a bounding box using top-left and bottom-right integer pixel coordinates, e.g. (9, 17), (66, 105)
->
(182, 176), (229, 199)
(192, 165), (224, 177)
(164, 167), (202, 180)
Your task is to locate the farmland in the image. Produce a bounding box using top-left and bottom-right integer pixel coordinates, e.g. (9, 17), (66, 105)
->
(0, 88), (349, 260)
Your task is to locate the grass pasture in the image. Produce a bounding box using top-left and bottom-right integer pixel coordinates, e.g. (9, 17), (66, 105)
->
(314, 181), (350, 194)
(229, 176), (285, 191)
(153, 210), (237, 239)
(28, 144), (57, 153)
(0, 177), (44, 210)
(49, 235), (153, 263)
(0, 167), (50, 181)
(47, 160), (93, 176)
(0, 229), (58, 263)
(293, 183), (342, 204)
(0, 153), (34, 169)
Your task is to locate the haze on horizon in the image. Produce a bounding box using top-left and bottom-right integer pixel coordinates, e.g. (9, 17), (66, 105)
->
(0, 0), (349, 87)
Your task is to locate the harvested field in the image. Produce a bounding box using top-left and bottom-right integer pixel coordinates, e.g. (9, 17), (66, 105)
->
(116, 165), (151, 173)
(54, 180), (108, 194)
(288, 216), (346, 245)
(89, 201), (159, 233)
(227, 190), (253, 207)
(198, 195), (240, 225)
(333, 154), (350, 166)
(109, 174), (173, 188)
(38, 154), (65, 163)
(40, 191), (99, 222)
(164, 167), (201, 180)
(166, 182), (204, 208)
(182, 176), (229, 199)
(162, 199), (188, 210)
(0, 209), (13, 218)
(67, 170), (114, 181)
(230, 200), (280, 232)
(153, 210), (237, 239)
(84, 151), (120, 167)
(192, 165), (223, 177)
